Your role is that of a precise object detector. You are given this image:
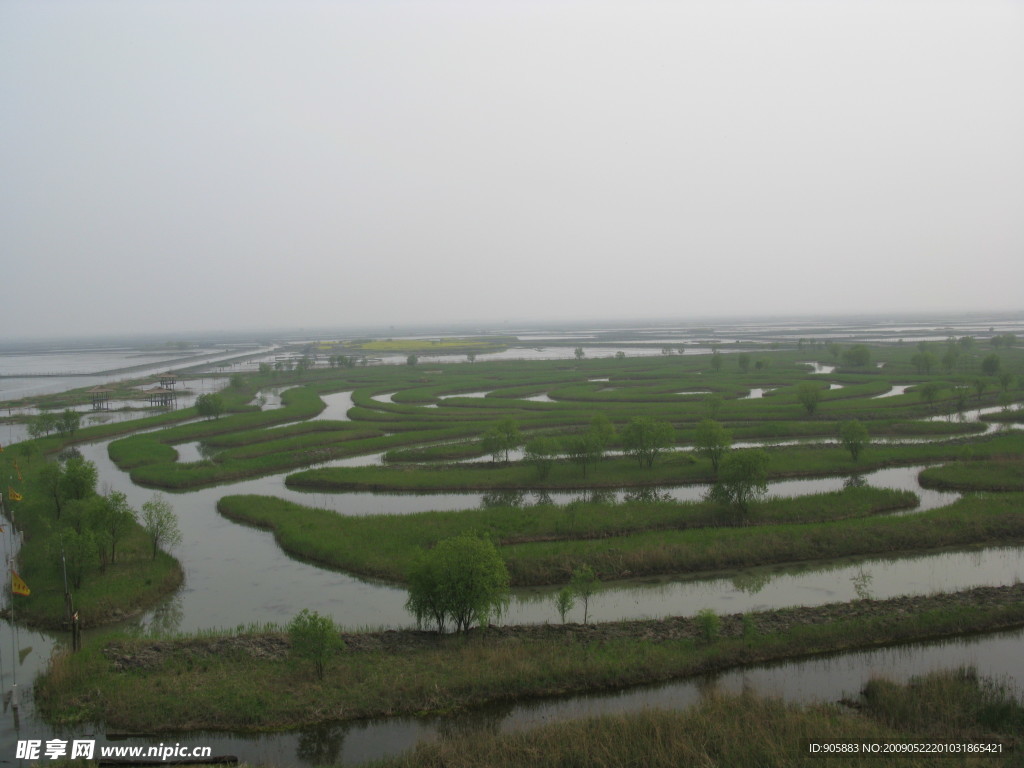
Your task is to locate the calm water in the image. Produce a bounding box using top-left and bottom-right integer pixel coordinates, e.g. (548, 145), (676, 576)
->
(0, 347), (275, 402)
(3, 327), (1024, 761)
(4, 624), (1020, 767)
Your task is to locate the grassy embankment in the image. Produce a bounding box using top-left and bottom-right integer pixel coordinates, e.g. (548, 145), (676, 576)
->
(90, 345), (1013, 491)
(35, 584), (1024, 732)
(919, 457), (1024, 492)
(287, 431), (1024, 492)
(369, 668), (1024, 768)
(215, 491), (1024, 587)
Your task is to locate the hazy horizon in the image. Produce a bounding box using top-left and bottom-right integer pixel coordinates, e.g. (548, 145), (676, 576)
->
(3, 0), (1022, 338)
(3, 308), (1023, 350)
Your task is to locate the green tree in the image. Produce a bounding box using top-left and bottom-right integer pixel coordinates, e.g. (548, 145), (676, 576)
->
(15, 440), (40, 466)
(973, 378), (988, 403)
(564, 434), (601, 478)
(570, 565), (599, 625)
(406, 354), (418, 366)
(60, 457), (98, 503)
(554, 586), (575, 624)
(55, 409), (81, 438)
(942, 346), (960, 373)
(703, 393), (724, 419)
(797, 381), (822, 416)
(27, 411), (58, 439)
(37, 462), (66, 519)
(911, 351), (937, 375)
(918, 381), (942, 411)
(951, 385), (971, 421)
(574, 346), (585, 360)
(708, 449), (769, 516)
(195, 393), (224, 420)
(88, 490), (137, 566)
(737, 353), (751, 373)
(696, 608), (720, 644)
(710, 351), (723, 372)
(480, 418), (522, 464)
(621, 417), (674, 468)
(998, 371), (1015, 392)
(288, 609), (343, 681)
(587, 414), (616, 460)
(838, 420), (869, 462)
(694, 419), (731, 474)
(524, 436), (560, 480)
(981, 354), (1001, 377)
(841, 344), (871, 368)
(60, 527), (98, 590)
(140, 494), (183, 560)
(64, 495), (101, 536)
(405, 534), (510, 633)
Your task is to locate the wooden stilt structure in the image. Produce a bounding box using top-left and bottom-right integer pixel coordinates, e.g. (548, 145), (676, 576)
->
(89, 386), (113, 410)
(144, 387), (177, 408)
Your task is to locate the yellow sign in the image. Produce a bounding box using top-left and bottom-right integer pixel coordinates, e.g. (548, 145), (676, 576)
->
(11, 570), (30, 597)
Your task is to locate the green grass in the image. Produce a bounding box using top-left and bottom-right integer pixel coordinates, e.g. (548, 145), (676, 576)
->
(2, 449), (183, 629)
(214, 486), (931, 585)
(500, 493), (1024, 584)
(16, 343), (1009, 495)
(919, 457), (1024, 492)
(370, 668), (1024, 768)
(288, 432), (1024, 493)
(34, 586), (1024, 733)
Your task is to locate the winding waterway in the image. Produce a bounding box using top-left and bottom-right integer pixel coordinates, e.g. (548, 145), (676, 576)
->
(1, 387), (1023, 762)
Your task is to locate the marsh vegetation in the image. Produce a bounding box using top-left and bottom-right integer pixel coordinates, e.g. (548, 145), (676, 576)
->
(6, 324), (1024, 763)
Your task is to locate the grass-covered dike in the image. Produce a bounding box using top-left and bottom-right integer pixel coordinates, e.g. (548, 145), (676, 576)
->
(36, 584), (1024, 735)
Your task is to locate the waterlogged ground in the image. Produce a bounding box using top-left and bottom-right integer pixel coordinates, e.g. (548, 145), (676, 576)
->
(5, 323), (1024, 762)
(69, 438), (1011, 635)
(5, 621), (1021, 767)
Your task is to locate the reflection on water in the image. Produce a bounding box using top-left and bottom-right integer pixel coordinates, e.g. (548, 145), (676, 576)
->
(65, 438), (998, 635)
(314, 391), (354, 420)
(174, 441), (206, 463)
(6, 623), (1018, 768)
(873, 384), (913, 399)
(290, 463), (956, 518)
(506, 546), (1024, 626)
(851, 567), (874, 600)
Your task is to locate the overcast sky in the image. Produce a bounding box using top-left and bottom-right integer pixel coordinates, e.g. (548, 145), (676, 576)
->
(2, 0), (1022, 339)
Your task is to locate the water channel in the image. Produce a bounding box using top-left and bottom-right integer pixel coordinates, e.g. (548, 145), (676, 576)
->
(1, 391), (1022, 762)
